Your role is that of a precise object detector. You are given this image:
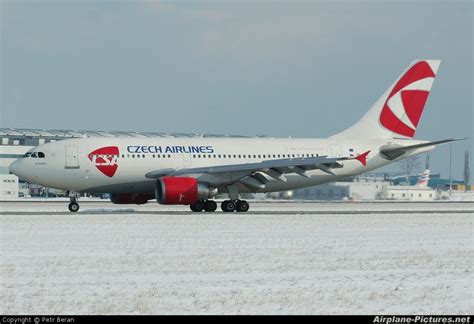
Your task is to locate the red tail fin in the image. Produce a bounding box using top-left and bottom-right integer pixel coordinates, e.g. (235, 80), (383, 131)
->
(379, 61), (439, 138)
(331, 60), (441, 140)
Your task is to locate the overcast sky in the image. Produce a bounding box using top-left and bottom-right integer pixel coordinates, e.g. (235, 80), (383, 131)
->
(1, 0), (472, 179)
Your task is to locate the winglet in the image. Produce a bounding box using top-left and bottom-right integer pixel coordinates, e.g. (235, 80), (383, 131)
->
(355, 151), (370, 166)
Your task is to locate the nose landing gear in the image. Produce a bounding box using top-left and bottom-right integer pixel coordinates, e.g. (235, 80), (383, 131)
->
(68, 201), (79, 212)
(67, 192), (80, 212)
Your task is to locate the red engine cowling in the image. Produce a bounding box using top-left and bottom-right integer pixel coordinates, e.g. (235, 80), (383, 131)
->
(155, 176), (217, 205)
(110, 193), (153, 205)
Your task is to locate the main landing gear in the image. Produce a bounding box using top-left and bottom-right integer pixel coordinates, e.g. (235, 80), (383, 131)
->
(190, 200), (217, 212)
(221, 200), (249, 212)
(189, 200), (250, 213)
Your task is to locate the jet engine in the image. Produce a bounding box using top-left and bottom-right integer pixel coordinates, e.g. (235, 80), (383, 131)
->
(110, 193), (153, 205)
(155, 176), (217, 205)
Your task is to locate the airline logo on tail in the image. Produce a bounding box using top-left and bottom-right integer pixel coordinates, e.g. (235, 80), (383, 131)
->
(88, 146), (119, 177)
(379, 60), (439, 138)
(416, 169), (430, 187)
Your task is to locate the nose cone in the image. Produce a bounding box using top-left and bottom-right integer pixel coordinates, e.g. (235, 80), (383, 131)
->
(9, 159), (25, 179)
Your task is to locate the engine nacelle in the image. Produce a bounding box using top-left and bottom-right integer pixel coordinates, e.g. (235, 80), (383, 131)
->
(110, 193), (153, 205)
(155, 176), (217, 205)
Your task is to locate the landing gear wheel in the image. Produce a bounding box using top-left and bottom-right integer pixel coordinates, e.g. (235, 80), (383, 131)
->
(236, 200), (249, 212)
(190, 201), (204, 212)
(68, 202), (79, 213)
(204, 200), (217, 212)
(221, 200), (236, 212)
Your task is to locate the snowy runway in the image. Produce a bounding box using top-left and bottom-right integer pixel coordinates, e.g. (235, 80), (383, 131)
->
(1, 201), (473, 314)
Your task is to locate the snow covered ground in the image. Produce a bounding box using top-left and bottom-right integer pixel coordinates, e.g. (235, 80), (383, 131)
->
(1, 200), (473, 213)
(1, 201), (472, 314)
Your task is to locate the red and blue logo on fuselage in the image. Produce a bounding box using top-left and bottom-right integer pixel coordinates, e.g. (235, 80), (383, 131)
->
(88, 146), (119, 177)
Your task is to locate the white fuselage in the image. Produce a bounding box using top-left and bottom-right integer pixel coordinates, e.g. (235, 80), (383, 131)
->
(10, 136), (431, 195)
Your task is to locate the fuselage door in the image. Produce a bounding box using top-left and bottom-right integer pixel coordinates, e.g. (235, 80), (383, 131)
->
(65, 145), (80, 169)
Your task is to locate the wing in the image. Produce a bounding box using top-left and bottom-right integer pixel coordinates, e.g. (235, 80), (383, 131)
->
(145, 155), (354, 189)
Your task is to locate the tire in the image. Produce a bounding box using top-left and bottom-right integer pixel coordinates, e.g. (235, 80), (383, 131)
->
(204, 200), (217, 212)
(221, 200), (236, 212)
(190, 201), (204, 212)
(236, 200), (249, 212)
(68, 202), (79, 213)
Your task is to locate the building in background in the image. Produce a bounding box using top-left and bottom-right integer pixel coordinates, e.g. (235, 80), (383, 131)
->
(381, 186), (437, 201)
(293, 179), (390, 201)
(0, 174), (18, 200)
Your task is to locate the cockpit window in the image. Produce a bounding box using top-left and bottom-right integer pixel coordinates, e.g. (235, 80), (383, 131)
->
(23, 151), (45, 158)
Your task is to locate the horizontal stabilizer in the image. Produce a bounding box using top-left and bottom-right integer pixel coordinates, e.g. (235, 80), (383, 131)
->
(380, 138), (467, 160)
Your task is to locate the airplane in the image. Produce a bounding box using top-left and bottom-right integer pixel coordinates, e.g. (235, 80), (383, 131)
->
(9, 60), (464, 213)
(415, 169), (431, 187)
